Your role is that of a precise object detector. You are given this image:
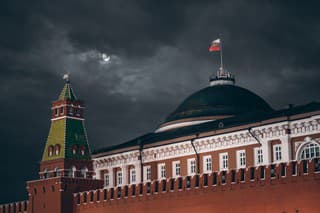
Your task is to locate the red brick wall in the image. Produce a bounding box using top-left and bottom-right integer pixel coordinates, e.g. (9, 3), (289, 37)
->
(75, 160), (320, 213)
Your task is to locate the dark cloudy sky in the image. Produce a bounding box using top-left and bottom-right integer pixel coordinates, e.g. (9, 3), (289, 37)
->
(1, 0), (320, 203)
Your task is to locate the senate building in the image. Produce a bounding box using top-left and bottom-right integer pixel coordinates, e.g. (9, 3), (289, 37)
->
(1, 68), (320, 213)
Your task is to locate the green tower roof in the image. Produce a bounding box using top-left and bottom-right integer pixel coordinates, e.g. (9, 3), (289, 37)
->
(58, 82), (77, 101)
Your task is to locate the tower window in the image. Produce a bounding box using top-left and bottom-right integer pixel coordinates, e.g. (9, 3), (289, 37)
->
(80, 146), (86, 156)
(299, 142), (320, 160)
(43, 169), (49, 179)
(105, 174), (110, 187)
(54, 108), (58, 116)
(54, 167), (60, 177)
(71, 145), (77, 155)
(54, 144), (61, 155)
(48, 146), (54, 157)
(143, 165), (151, 181)
(255, 148), (264, 165)
(71, 166), (77, 178)
(60, 107), (64, 115)
(80, 167), (88, 178)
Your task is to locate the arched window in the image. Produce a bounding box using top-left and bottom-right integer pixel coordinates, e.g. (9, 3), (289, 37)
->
(54, 144), (61, 156)
(54, 167), (60, 177)
(80, 167), (88, 178)
(298, 142), (320, 160)
(48, 146), (54, 157)
(71, 166), (77, 178)
(80, 146), (86, 156)
(71, 145), (77, 155)
(43, 169), (49, 179)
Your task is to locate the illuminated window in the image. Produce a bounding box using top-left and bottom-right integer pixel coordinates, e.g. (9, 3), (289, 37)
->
(48, 146), (54, 157)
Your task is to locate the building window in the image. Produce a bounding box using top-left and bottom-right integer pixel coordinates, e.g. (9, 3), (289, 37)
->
(143, 166), (151, 181)
(117, 171), (123, 186)
(158, 163), (166, 179)
(172, 161), (180, 177)
(237, 150), (246, 168)
(130, 169), (136, 184)
(274, 145), (282, 161)
(219, 153), (228, 170)
(105, 174), (110, 187)
(54, 108), (58, 116)
(203, 156), (212, 173)
(299, 143), (320, 160)
(255, 148), (264, 165)
(188, 158), (196, 175)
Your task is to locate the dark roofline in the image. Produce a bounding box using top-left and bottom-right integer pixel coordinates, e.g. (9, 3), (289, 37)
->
(92, 102), (320, 157)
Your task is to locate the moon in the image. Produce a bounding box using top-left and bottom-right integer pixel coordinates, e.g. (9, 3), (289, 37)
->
(101, 53), (111, 62)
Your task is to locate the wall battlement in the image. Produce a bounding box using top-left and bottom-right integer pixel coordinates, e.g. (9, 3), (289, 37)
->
(0, 200), (28, 213)
(74, 159), (320, 212)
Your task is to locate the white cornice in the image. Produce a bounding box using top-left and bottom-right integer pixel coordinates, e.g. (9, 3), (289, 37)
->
(51, 116), (84, 121)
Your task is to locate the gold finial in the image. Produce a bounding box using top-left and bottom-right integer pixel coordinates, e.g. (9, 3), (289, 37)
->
(63, 73), (70, 83)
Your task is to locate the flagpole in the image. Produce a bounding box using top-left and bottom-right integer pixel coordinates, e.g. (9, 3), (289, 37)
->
(220, 37), (223, 72)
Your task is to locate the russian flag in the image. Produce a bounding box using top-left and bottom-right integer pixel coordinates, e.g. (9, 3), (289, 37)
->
(209, 38), (221, 52)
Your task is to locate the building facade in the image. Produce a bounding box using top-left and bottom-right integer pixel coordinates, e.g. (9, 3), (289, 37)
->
(1, 70), (320, 213)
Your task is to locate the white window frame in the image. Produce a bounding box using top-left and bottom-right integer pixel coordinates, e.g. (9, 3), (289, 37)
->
(105, 174), (110, 187)
(203, 155), (212, 173)
(187, 158), (196, 175)
(236, 150), (246, 168)
(172, 161), (181, 178)
(254, 147), (264, 165)
(117, 171), (122, 186)
(273, 144), (282, 162)
(219, 153), (228, 171)
(143, 165), (151, 182)
(158, 163), (166, 180)
(130, 168), (136, 184)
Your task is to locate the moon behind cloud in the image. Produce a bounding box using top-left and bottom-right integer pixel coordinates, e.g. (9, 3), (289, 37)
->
(101, 53), (111, 62)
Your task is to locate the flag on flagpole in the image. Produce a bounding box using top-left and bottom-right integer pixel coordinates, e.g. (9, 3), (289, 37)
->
(209, 38), (221, 52)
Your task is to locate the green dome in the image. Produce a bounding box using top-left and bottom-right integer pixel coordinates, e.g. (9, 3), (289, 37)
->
(165, 85), (273, 123)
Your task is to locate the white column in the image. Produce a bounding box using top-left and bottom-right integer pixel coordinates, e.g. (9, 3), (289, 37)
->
(122, 165), (128, 185)
(261, 140), (271, 165)
(280, 135), (292, 162)
(109, 168), (114, 187)
(135, 163), (141, 183)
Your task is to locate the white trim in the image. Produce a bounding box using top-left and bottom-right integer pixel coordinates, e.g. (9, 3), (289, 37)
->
(156, 120), (214, 132)
(51, 116), (84, 121)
